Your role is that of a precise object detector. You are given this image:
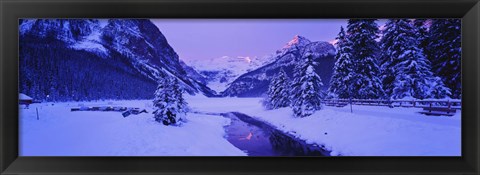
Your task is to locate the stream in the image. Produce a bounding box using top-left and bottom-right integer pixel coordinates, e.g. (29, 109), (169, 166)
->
(222, 112), (330, 156)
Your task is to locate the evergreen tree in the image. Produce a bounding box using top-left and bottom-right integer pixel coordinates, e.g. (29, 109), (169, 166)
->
(346, 19), (385, 99)
(392, 59), (451, 100)
(290, 54), (324, 118)
(380, 19), (411, 97)
(172, 78), (189, 122)
(153, 76), (188, 126)
(413, 19), (430, 54)
(380, 19), (451, 99)
(427, 19), (461, 98)
(266, 68), (290, 109)
(328, 26), (355, 99)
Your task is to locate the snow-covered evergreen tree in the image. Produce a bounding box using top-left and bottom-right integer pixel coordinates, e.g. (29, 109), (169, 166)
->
(380, 19), (409, 97)
(328, 26), (355, 99)
(427, 19), (461, 98)
(172, 78), (189, 122)
(380, 19), (451, 99)
(413, 19), (430, 54)
(392, 63), (451, 100)
(346, 19), (385, 99)
(153, 76), (188, 126)
(153, 77), (172, 125)
(265, 68), (290, 109)
(290, 54), (324, 118)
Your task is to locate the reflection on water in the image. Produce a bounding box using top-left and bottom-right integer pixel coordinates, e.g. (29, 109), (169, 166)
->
(239, 132), (253, 140)
(223, 112), (330, 156)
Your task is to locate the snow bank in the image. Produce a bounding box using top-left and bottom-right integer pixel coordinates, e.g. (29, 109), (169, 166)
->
(19, 93), (33, 100)
(187, 96), (461, 156)
(20, 100), (246, 156)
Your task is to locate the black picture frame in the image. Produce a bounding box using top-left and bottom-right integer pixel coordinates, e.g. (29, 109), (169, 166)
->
(1, 0), (479, 174)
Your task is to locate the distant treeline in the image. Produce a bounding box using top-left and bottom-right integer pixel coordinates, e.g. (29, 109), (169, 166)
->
(19, 36), (156, 102)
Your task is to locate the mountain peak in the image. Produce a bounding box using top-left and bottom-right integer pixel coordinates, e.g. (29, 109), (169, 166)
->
(223, 35), (336, 97)
(283, 35), (311, 49)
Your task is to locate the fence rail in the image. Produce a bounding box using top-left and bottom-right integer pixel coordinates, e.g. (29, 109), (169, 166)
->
(323, 99), (461, 110)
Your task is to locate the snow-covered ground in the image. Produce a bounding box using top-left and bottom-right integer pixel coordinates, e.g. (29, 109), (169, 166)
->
(186, 95), (461, 156)
(19, 100), (246, 156)
(20, 96), (461, 156)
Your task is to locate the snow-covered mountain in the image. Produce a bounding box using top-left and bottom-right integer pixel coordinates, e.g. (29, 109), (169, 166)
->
(222, 35), (336, 97)
(19, 19), (215, 101)
(183, 55), (273, 92)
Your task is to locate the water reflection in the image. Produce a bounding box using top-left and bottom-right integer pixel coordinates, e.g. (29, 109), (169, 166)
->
(239, 132), (253, 140)
(223, 112), (330, 156)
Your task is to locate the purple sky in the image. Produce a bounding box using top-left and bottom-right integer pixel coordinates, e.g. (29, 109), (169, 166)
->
(151, 19), (385, 61)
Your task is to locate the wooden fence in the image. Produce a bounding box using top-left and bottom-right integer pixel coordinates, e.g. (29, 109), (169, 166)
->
(323, 99), (462, 110)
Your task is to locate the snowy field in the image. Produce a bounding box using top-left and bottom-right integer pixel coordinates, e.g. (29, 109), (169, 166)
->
(20, 95), (460, 156)
(187, 95), (461, 156)
(19, 100), (246, 156)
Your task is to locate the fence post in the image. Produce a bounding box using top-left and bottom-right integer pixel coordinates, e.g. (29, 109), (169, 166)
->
(413, 100), (415, 107)
(36, 107), (39, 120)
(350, 98), (353, 113)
